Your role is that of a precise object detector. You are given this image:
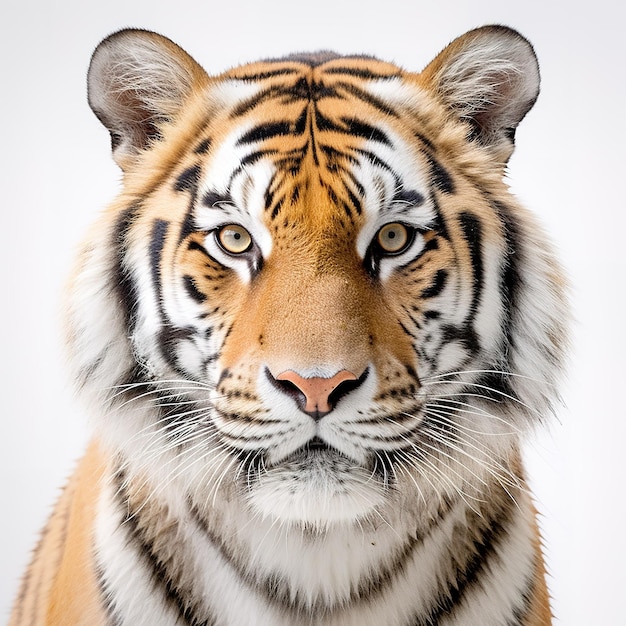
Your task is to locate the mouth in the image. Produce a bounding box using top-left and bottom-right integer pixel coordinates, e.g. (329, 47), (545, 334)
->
(280, 436), (348, 467)
(303, 436), (330, 452)
(244, 435), (389, 525)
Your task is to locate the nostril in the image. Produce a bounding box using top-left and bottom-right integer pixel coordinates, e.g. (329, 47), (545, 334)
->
(271, 375), (307, 407)
(266, 367), (369, 418)
(328, 368), (369, 407)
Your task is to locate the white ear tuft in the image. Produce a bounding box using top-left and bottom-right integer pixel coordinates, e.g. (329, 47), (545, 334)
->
(421, 26), (540, 161)
(87, 29), (208, 169)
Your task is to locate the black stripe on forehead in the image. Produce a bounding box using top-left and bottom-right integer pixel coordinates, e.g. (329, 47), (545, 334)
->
(230, 67), (400, 119)
(237, 109), (308, 145)
(257, 51), (392, 71)
(426, 153), (455, 195)
(269, 51), (343, 66)
(340, 117), (392, 145)
(174, 165), (201, 193)
(324, 65), (400, 80)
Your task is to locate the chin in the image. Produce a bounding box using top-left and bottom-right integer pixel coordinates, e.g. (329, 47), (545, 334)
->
(246, 448), (387, 529)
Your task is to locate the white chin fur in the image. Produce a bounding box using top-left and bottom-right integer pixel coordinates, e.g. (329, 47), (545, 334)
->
(247, 451), (386, 528)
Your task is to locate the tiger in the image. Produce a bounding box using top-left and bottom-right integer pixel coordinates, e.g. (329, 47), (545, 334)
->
(10, 24), (567, 626)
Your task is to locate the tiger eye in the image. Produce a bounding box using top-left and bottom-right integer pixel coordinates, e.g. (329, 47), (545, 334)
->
(217, 225), (252, 254)
(377, 223), (409, 253)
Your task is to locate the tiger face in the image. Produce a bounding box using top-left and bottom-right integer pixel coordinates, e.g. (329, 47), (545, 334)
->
(73, 27), (566, 530)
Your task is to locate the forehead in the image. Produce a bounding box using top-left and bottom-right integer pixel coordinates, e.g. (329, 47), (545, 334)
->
(194, 55), (434, 228)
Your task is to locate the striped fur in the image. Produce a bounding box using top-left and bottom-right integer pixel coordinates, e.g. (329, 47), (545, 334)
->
(11, 26), (566, 625)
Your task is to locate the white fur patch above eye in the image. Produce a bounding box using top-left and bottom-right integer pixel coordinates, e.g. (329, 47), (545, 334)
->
(208, 79), (264, 110)
(365, 78), (432, 111)
(197, 123), (258, 200)
(196, 151), (275, 274)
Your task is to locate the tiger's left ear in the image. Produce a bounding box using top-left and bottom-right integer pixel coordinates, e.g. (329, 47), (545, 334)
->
(87, 29), (209, 170)
(420, 25), (540, 163)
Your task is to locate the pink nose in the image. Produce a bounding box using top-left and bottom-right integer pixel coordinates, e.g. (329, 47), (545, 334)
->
(276, 370), (358, 415)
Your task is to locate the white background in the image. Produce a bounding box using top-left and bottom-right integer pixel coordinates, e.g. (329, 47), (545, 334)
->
(1, 0), (624, 623)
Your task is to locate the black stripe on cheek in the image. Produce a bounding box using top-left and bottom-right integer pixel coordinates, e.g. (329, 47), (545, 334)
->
(491, 199), (522, 354)
(183, 275), (207, 303)
(150, 219), (170, 318)
(458, 212), (484, 316)
(440, 322), (480, 358)
(420, 269), (448, 299)
(113, 204), (142, 334)
(471, 369), (516, 406)
(149, 219), (196, 373)
(158, 326), (197, 376)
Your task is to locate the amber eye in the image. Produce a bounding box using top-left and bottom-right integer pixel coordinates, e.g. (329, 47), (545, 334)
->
(217, 224), (252, 254)
(377, 223), (410, 254)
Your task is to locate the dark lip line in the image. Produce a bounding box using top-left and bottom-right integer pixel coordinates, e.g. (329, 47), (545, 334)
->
(305, 436), (330, 451)
(279, 436), (354, 465)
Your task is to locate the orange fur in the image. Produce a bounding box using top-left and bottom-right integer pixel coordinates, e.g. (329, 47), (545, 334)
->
(10, 442), (108, 626)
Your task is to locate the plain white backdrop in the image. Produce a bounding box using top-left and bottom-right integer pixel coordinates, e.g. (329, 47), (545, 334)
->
(1, 0), (624, 623)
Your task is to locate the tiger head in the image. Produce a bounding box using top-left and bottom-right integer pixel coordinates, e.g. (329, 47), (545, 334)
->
(69, 26), (567, 529)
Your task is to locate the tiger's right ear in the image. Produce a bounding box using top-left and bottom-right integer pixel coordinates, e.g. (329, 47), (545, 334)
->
(87, 29), (208, 169)
(419, 25), (540, 163)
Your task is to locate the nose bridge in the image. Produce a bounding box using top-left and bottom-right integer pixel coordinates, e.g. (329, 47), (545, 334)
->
(260, 253), (371, 374)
